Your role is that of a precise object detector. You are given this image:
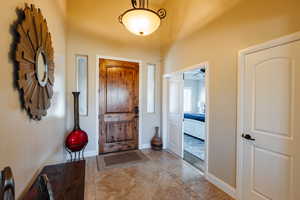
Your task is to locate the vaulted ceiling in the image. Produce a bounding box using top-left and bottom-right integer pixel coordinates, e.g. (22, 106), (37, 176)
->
(67, 0), (243, 51)
(151, 0), (167, 6)
(67, 0), (163, 50)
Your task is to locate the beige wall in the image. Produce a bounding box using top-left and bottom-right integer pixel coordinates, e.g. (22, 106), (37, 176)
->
(0, 0), (67, 197)
(66, 0), (162, 155)
(161, 0), (300, 187)
(1, 0), (300, 196)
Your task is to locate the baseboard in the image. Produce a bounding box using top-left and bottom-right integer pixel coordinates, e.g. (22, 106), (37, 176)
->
(205, 172), (237, 199)
(139, 144), (151, 149)
(64, 150), (98, 161)
(84, 150), (98, 158)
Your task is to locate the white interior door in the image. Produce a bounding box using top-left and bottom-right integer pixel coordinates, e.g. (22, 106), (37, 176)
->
(241, 40), (300, 200)
(167, 73), (184, 157)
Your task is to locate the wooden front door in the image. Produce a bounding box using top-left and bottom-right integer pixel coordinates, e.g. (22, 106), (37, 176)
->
(99, 59), (139, 154)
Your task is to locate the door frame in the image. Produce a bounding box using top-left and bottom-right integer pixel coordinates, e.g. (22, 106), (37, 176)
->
(162, 61), (210, 175)
(96, 55), (143, 155)
(237, 31), (300, 200)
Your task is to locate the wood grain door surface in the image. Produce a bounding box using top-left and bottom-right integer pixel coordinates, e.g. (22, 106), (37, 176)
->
(99, 59), (139, 154)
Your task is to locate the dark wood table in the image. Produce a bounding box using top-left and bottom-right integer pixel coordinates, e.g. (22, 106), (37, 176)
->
(22, 160), (85, 200)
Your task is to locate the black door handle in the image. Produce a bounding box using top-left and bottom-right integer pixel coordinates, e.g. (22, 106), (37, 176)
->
(134, 106), (139, 114)
(242, 134), (255, 141)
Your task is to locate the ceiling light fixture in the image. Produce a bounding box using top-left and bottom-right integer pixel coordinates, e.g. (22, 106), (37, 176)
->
(119, 0), (166, 36)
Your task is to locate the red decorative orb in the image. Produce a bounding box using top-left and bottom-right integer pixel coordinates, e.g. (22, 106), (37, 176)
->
(65, 129), (88, 152)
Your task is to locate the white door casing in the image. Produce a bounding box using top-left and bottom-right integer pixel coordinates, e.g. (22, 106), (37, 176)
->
(167, 73), (184, 157)
(163, 61), (210, 181)
(239, 38), (300, 200)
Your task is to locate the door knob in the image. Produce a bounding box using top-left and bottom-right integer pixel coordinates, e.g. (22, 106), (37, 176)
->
(242, 134), (255, 141)
(134, 106), (139, 114)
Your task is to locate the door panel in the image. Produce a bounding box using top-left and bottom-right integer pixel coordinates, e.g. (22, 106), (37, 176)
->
(167, 74), (184, 157)
(254, 58), (291, 136)
(106, 67), (136, 113)
(99, 59), (139, 154)
(252, 147), (291, 200)
(242, 40), (300, 200)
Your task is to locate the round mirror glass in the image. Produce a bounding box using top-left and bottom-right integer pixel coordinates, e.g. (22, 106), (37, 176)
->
(36, 50), (48, 87)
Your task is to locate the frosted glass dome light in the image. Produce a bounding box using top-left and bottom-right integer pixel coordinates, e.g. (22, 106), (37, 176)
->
(119, 0), (166, 36)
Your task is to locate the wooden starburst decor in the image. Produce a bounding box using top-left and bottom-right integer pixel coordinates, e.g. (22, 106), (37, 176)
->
(16, 4), (55, 120)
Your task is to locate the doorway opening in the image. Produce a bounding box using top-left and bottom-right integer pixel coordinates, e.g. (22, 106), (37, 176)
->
(163, 62), (209, 174)
(182, 68), (206, 171)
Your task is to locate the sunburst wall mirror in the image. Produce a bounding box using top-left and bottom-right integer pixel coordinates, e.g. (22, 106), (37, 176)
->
(15, 4), (55, 120)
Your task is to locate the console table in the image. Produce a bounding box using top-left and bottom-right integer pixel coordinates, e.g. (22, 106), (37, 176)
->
(23, 160), (85, 200)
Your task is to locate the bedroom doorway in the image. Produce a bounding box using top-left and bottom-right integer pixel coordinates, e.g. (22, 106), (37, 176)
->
(164, 62), (209, 174)
(182, 67), (207, 171)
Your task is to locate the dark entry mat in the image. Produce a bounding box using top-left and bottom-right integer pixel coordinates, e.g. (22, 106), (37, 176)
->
(97, 150), (149, 171)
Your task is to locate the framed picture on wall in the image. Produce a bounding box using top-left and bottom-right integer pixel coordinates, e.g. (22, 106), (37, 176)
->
(75, 55), (88, 116)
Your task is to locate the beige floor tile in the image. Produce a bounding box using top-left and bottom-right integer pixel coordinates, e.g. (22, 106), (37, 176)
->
(85, 150), (234, 200)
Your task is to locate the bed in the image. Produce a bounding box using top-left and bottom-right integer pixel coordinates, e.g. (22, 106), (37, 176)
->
(184, 113), (205, 122)
(184, 113), (206, 140)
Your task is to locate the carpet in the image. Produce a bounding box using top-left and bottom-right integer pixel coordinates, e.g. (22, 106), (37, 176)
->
(97, 150), (149, 171)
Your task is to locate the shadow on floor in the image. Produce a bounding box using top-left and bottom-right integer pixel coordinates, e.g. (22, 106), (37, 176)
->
(183, 150), (205, 171)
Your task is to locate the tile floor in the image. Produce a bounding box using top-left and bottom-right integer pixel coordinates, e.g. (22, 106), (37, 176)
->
(85, 149), (235, 200)
(184, 134), (205, 160)
(184, 150), (205, 171)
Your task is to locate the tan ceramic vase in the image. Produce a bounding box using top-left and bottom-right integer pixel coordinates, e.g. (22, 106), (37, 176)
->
(151, 127), (163, 151)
